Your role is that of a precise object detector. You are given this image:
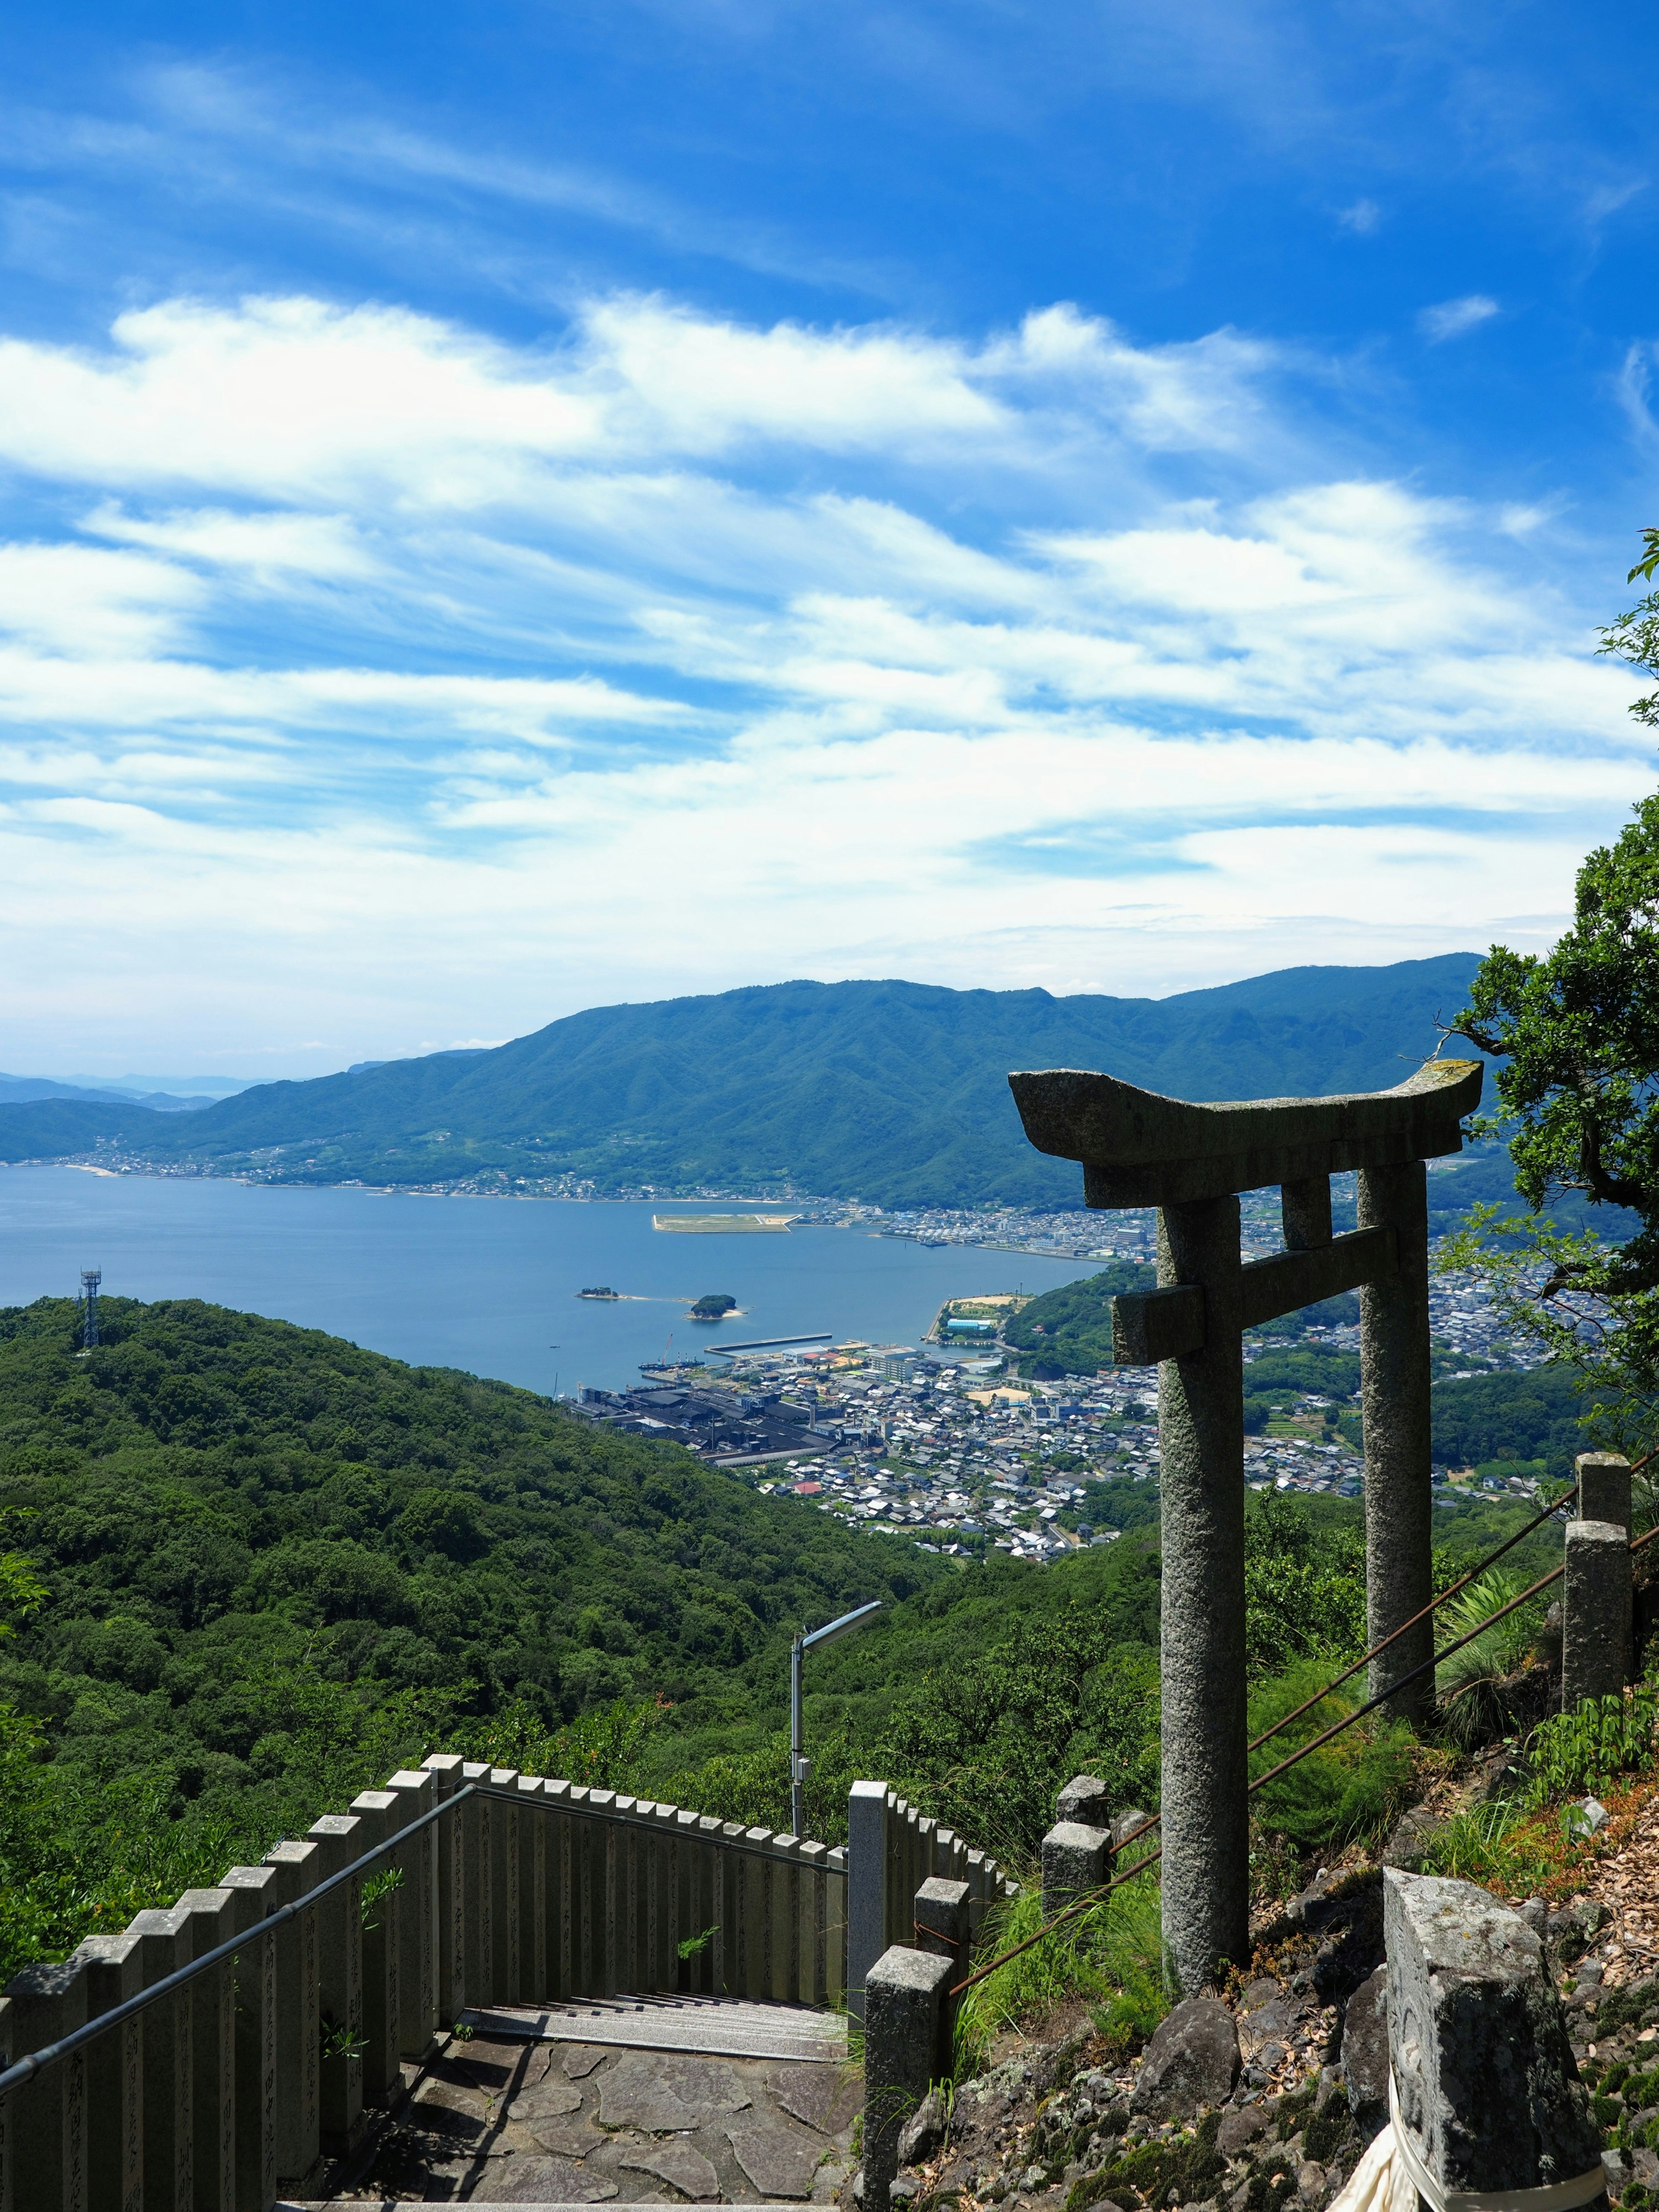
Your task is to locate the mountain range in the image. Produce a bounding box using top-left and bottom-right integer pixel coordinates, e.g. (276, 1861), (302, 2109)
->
(0, 955), (1490, 1209)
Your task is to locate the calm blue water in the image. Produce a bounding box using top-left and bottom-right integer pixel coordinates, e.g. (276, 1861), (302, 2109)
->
(0, 1169), (1099, 1393)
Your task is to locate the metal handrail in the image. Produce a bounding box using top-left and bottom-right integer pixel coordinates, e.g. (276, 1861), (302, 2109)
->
(0, 1778), (843, 2099)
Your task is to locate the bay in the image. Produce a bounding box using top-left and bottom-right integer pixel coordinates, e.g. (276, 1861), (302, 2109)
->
(0, 1168), (1100, 1394)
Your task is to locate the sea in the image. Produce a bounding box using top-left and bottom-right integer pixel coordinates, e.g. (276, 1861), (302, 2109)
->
(0, 1167), (1101, 1395)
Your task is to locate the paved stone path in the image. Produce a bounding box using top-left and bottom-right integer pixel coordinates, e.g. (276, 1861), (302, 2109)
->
(284, 2004), (861, 2207)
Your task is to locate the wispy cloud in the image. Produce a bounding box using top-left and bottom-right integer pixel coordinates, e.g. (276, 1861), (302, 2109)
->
(1336, 198), (1381, 235)
(0, 279), (1642, 1068)
(1418, 294), (1501, 343)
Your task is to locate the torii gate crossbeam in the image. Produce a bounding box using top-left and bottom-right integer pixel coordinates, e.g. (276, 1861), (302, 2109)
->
(1008, 1056), (1483, 1996)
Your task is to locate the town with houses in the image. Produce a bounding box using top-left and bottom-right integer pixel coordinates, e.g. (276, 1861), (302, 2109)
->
(575, 1210), (1550, 1564)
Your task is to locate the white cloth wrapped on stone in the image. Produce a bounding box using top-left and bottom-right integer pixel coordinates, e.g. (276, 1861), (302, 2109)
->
(1327, 2077), (1608, 2212)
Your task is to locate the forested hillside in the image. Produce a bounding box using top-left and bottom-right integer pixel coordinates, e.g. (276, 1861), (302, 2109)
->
(0, 956), (1486, 1207)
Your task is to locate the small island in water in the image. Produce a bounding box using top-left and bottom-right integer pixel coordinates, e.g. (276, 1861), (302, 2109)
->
(690, 1293), (737, 1320)
(576, 1286), (620, 1300)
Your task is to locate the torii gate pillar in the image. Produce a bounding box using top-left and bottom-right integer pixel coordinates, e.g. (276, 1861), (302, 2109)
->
(1009, 1058), (1481, 1996)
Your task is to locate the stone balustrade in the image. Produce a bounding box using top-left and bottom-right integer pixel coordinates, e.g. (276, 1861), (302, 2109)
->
(0, 1751), (866, 2212)
(846, 1779), (1017, 2021)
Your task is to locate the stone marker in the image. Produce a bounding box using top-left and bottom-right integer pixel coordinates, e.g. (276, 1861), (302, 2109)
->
(1008, 1057), (1482, 1995)
(1384, 1869), (1602, 2197)
(1040, 1821), (1110, 1920)
(1577, 1452), (1632, 1532)
(1563, 1519), (1633, 1709)
(863, 1943), (954, 2212)
(1129, 1996), (1241, 2120)
(1056, 1774), (1113, 1826)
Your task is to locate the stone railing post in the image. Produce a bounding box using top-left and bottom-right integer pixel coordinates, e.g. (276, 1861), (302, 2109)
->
(1158, 1192), (1249, 1994)
(130, 1901), (194, 2210)
(1564, 1519), (1633, 1709)
(263, 1838), (322, 2192)
(347, 1791), (401, 2104)
(1359, 1161), (1434, 1727)
(385, 1768), (439, 2053)
(223, 1862), (282, 2212)
(1577, 1450), (1632, 1529)
(459, 1763), (494, 2007)
(1040, 1821), (1109, 1920)
(4, 1957), (87, 2212)
(847, 1779), (890, 2022)
(863, 1944), (953, 2212)
(307, 1813), (365, 2153)
(487, 1768), (522, 2003)
(1056, 1774), (1112, 1826)
(421, 1753), (468, 2027)
(175, 1883), (241, 2212)
(74, 1929), (145, 2210)
(914, 1875), (971, 1992)
(1385, 1869), (1602, 2202)
(825, 1843), (848, 2011)
(515, 1775), (549, 2002)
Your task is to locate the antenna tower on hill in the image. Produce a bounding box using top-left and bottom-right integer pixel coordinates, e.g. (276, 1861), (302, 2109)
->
(80, 1268), (101, 1348)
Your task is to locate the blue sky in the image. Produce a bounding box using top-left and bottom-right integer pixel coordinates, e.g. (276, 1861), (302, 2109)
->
(2, 0), (1656, 1075)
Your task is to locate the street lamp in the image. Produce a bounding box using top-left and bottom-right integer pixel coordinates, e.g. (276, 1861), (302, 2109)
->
(790, 1600), (882, 1839)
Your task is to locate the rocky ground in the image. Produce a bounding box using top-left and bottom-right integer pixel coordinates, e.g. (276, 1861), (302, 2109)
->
(321, 2038), (860, 2204)
(880, 1858), (1648, 2212)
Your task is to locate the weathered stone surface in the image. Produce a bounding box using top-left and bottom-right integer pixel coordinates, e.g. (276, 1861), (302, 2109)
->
(727, 2120), (826, 2197)
(617, 2139), (723, 2198)
(565, 2041), (611, 2077)
(1238, 1998), (1294, 2060)
(864, 1943), (954, 2212)
(1057, 1776), (1113, 1827)
(898, 2086), (948, 2168)
(1341, 1967), (1388, 2143)
(487, 2152), (620, 2200)
(1563, 1520), (1631, 1710)
(509, 2076), (586, 2120)
(769, 2061), (861, 2136)
(1041, 1821), (1110, 1918)
(1217, 2106), (1271, 2157)
(1385, 1869), (1602, 2193)
(1110, 1808), (1155, 1856)
(1130, 1997), (1240, 2119)
(597, 2052), (752, 2131)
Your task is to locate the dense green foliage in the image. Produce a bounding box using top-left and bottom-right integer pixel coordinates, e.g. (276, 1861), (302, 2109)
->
(0, 958), (1485, 1208)
(1007, 1263), (1155, 1376)
(1429, 1364), (1586, 1480)
(0, 1290), (1582, 1990)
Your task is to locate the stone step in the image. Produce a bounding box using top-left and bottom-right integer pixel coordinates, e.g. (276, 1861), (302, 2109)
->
(461, 1992), (849, 2063)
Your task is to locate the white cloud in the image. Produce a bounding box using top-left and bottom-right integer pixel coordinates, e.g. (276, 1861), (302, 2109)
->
(0, 283), (1644, 1069)
(1418, 295), (1501, 343)
(1337, 198), (1381, 235)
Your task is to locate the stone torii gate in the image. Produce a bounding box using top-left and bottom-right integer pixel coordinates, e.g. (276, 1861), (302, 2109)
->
(1007, 1055), (1484, 1996)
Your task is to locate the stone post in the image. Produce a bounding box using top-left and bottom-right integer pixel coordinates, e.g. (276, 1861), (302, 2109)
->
(1055, 1774), (1112, 1827)
(914, 1875), (971, 1993)
(863, 1944), (953, 2212)
(1563, 1520), (1633, 1708)
(460, 1763), (493, 2007)
(129, 1902), (193, 2212)
(385, 1768), (439, 2053)
(175, 1884), (241, 2212)
(1384, 1869), (1602, 2201)
(1157, 1193), (1248, 1994)
(421, 1753), (468, 2027)
(1040, 1822), (1109, 1920)
(74, 1929), (145, 2210)
(4, 1956), (86, 2212)
(515, 1775), (549, 2004)
(847, 1780), (890, 2022)
(1577, 1452), (1632, 1532)
(348, 1791), (401, 2104)
(263, 1837), (322, 2191)
(307, 1814), (365, 2153)
(1359, 1160), (1434, 1726)
(224, 1861), (282, 2212)
(487, 1768), (522, 2004)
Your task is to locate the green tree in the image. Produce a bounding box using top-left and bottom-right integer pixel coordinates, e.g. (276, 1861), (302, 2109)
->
(1445, 535), (1659, 1461)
